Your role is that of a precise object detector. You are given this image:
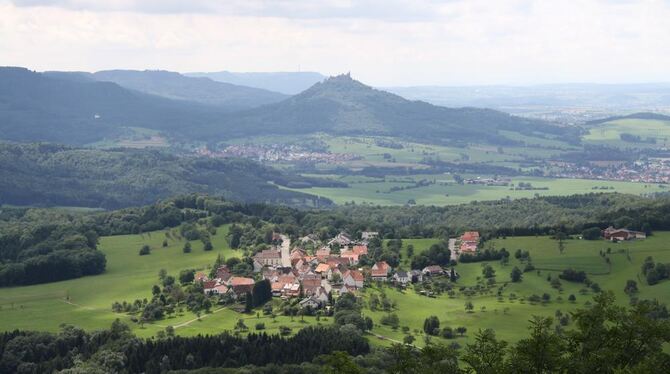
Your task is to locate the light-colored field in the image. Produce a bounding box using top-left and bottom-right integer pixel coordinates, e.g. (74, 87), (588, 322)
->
(584, 118), (670, 148)
(285, 175), (665, 206)
(363, 232), (670, 347)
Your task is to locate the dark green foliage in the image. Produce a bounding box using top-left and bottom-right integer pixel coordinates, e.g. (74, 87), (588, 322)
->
(510, 266), (523, 282)
(410, 242), (451, 269)
(179, 269), (195, 284)
(460, 248), (509, 264)
(252, 279), (272, 307)
(559, 268), (588, 283)
(423, 316), (440, 336)
(482, 264), (496, 278)
(642, 256), (670, 285)
(139, 245), (151, 256)
(0, 142), (331, 209)
(183, 242), (192, 253)
(582, 226), (602, 240)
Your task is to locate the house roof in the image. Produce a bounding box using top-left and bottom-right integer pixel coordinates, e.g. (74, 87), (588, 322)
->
(423, 265), (443, 273)
(213, 284), (229, 293)
(203, 280), (217, 289)
(315, 263), (331, 273)
(345, 270), (365, 282)
(229, 277), (255, 286)
(461, 231), (480, 242)
(352, 245), (368, 255)
(254, 249), (281, 259)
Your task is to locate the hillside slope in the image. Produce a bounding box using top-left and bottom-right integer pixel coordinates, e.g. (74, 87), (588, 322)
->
(186, 71), (326, 95)
(92, 70), (288, 109)
(211, 74), (580, 145)
(0, 142), (332, 209)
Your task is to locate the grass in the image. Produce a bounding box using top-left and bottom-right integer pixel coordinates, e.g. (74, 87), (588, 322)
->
(362, 232), (670, 347)
(3, 226), (670, 347)
(0, 225), (244, 337)
(285, 175), (665, 206)
(583, 118), (670, 148)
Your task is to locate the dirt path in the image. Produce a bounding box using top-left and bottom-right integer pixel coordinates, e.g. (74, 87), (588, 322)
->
(172, 307), (227, 329)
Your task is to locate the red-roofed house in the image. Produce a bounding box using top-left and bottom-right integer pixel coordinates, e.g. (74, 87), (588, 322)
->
(461, 231), (480, 242)
(371, 261), (391, 281)
(342, 270), (365, 288)
(195, 272), (209, 282)
(228, 277), (255, 296)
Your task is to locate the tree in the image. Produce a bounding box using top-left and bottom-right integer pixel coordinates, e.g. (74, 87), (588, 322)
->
(244, 292), (253, 313)
(462, 329), (508, 374)
(252, 279), (272, 307)
(482, 264), (496, 278)
(183, 242), (192, 254)
(582, 227), (602, 240)
(624, 279), (638, 295)
(465, 301), (474, 313)
(139, 245), (151, 256)
(508, 316), (565, 373)
(322, 351), (365, 374)
(158, 269), (167, 280)
(510, 266), (523, 282)
(179, 269), (195, 284)
(403, 334), (415, 345)
(568, 294), (576, 303)
(456, 326), (467, 336)
(162, 239), (168, 247)
(202, 239), (213, 251)
(423, 316), (440, 335)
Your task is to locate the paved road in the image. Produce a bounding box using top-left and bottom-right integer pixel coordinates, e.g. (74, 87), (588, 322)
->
(280, 234), (291, 267)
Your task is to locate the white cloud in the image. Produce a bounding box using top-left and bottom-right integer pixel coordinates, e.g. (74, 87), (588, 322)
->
(1, 0), (669, 86)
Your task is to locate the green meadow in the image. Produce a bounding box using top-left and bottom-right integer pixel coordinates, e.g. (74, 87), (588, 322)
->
(363, 233), (670, 347)
(0, 225), (245, 337)
(2, 226), (669, 346)
(584, 118), (670, 148)
(286, 175), (665, 206)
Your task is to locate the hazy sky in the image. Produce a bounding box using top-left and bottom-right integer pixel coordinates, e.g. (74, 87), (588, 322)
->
(1, 0), (669, 86)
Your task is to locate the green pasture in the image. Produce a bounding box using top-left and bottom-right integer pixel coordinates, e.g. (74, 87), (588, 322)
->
(286, 175), (665, 206)
(583, 118), (670, 148)
(362, 233), (670, 347)
(0, 225), (246, 336)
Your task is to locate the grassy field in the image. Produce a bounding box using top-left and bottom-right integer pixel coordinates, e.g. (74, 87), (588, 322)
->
(0, 225), (250, 337)
(363, 232), (670, 347)
(285, 175), (665, 206)
(584, 118), (670, 148)
(1, 228), (669, 346)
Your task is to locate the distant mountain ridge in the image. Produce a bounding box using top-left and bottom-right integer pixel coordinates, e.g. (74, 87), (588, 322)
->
(0, 67), (577, 146)
(206, 74), (580, 145)
(186, 71), (326, 95)
(91, 70), (288, 109)
(586, 112), (670, 125)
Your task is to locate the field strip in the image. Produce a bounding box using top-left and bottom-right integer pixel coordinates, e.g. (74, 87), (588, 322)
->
(61, 299), (100, 311)
(172, 307), (227, 329)
(366, 331), (403, 345)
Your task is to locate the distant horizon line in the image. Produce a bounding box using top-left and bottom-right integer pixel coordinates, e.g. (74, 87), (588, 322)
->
(5, 65), (670, 89)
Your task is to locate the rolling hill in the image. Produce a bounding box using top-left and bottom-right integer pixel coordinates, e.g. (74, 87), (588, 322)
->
(0, 67), (578, 146)
(91, 70), (288, 110)
(0, 67), (227, 145)
(186, 70), (326, 95)
(0, 142), (333, 209)
(209, 74), (581, 145)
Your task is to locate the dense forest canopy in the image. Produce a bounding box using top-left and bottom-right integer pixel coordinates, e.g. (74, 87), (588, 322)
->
(0, 142), (334, 209)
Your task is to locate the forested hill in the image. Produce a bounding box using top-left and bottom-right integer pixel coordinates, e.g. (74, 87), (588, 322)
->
(210, 74), (582, 145)
(90, 70), (289, 109)
(0, 143), (334, 209)
(1, 67), (578, 146)
(0, 67), (227, 145)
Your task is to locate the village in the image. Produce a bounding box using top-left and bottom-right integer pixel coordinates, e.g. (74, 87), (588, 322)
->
(194, 222), (649, 314)
(194, 230), (487, 312)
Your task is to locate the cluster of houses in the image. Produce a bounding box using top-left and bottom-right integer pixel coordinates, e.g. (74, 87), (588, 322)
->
(602, 226), (646, 241)
(458, 231), (480, 254)
(198, 230), (460, 309)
